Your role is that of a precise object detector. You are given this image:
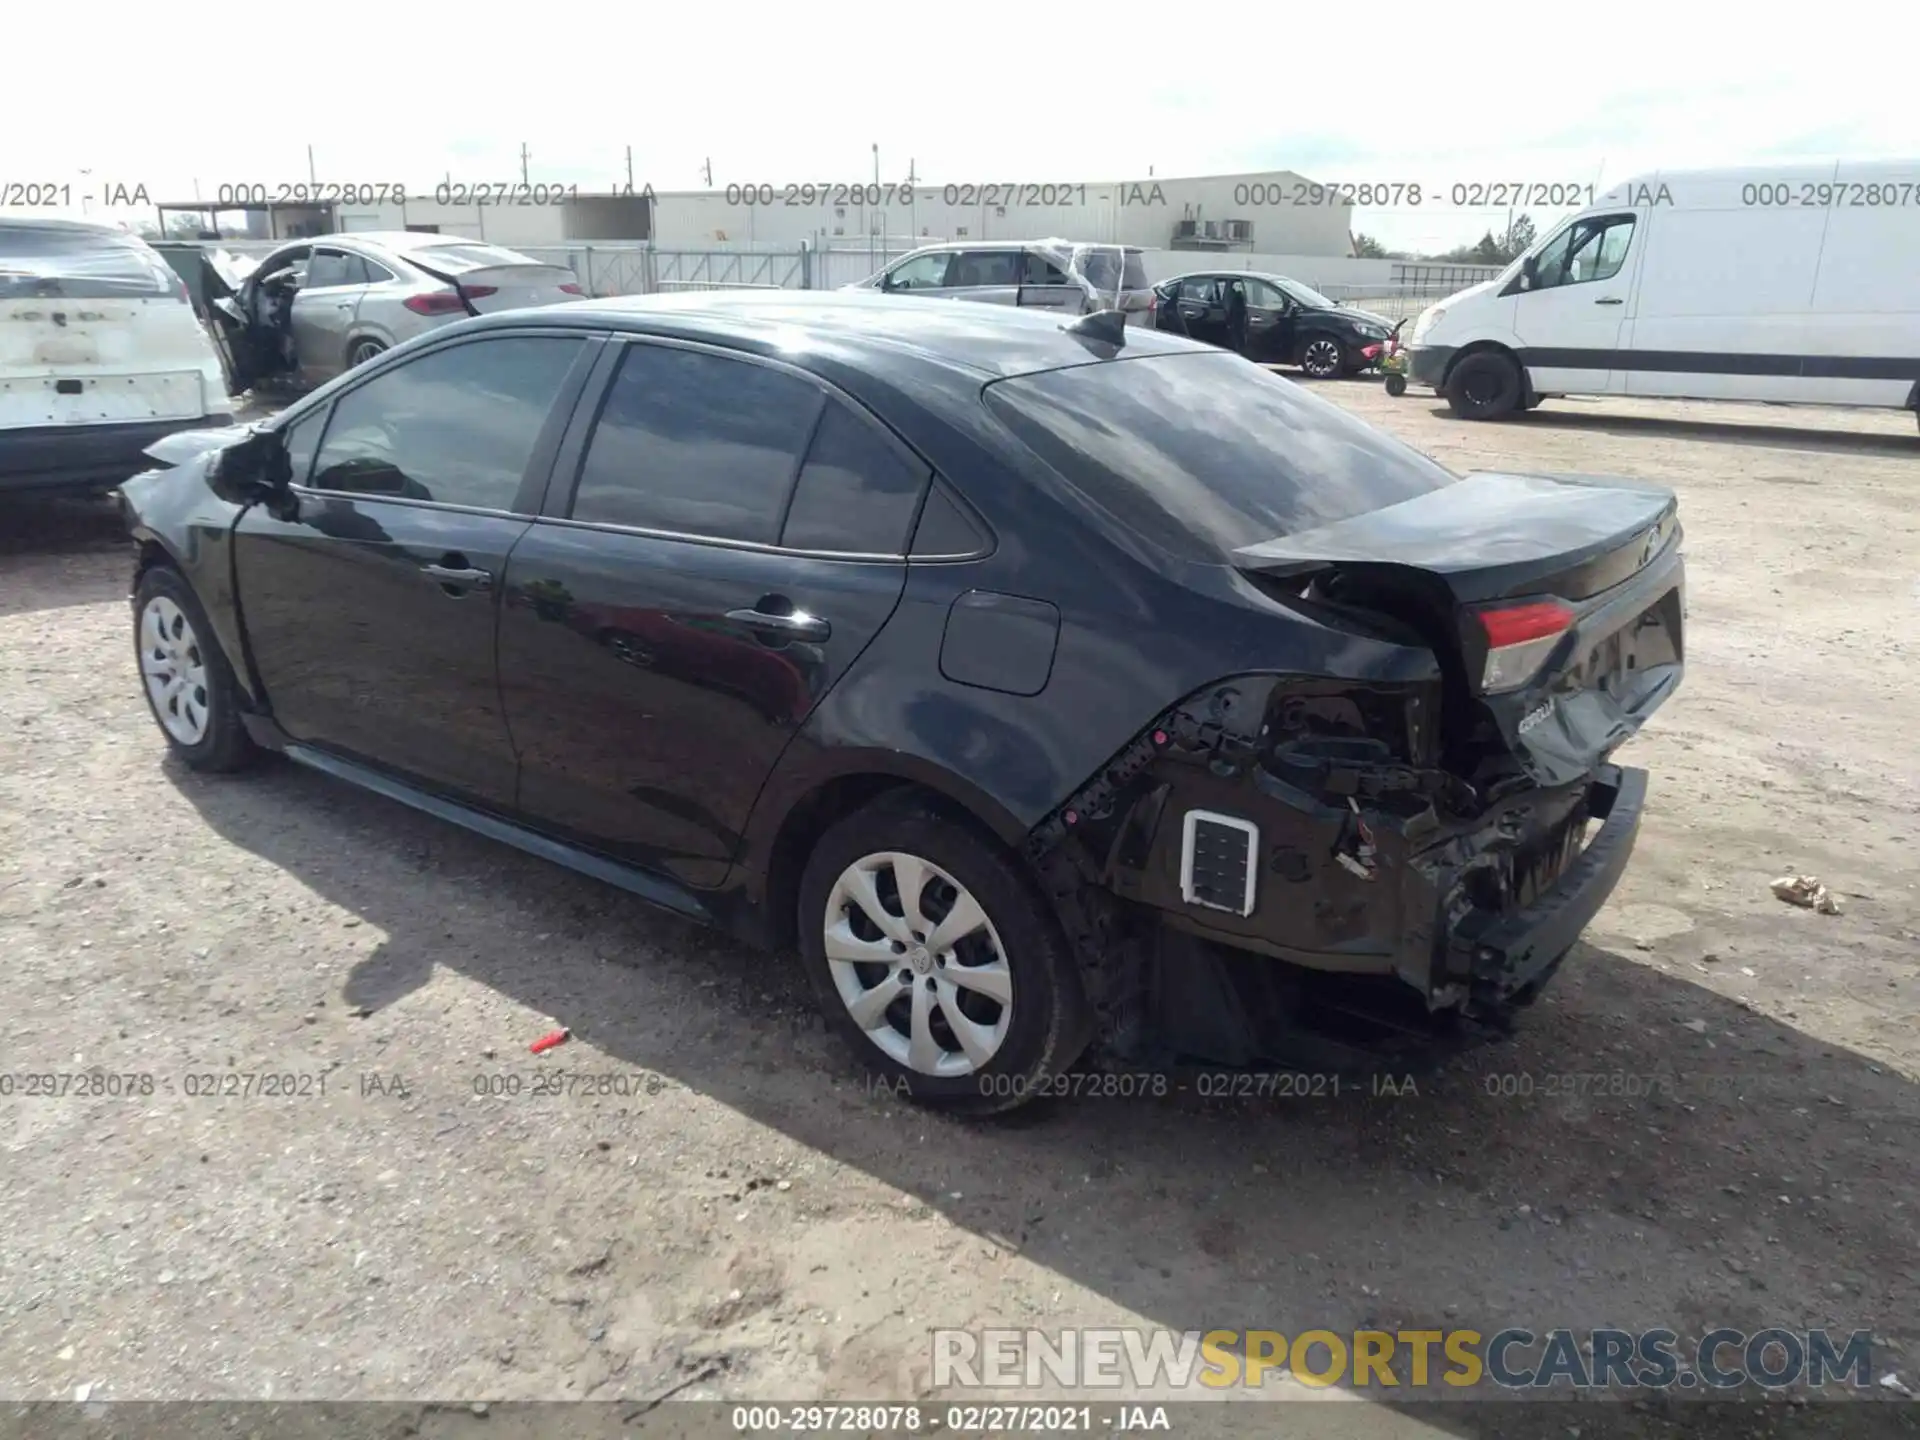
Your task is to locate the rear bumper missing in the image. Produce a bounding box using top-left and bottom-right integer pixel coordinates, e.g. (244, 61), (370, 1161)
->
(1450, 764), (1645, 1007)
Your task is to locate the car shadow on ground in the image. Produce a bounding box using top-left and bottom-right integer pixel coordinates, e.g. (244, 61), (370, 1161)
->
(167, 758), (1917, 1436)
(0, 495), (132, 617)
(1409, 404), (1920, 459)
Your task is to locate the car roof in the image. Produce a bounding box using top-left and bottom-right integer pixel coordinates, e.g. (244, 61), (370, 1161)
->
(1167, 270), (1297, 283)
(455, 288), (1208, 379)
(903, 240), (1145, 254)
(0, 215), (150, 241)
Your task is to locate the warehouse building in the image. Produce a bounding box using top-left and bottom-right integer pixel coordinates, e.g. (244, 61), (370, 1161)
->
(153, 169), (1356, 257)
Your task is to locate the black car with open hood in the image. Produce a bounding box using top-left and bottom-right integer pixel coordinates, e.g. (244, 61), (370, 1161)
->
(117, 291), (1684, 1110)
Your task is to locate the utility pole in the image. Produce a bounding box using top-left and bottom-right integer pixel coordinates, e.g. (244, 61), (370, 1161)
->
(906, 156), (918, 245)
(702, 157), (713, 187)
(520, 143), (531, 185)
(308, 145), (317, 183)
(869, 143), (879, 270)
(625, 145), (634, 193)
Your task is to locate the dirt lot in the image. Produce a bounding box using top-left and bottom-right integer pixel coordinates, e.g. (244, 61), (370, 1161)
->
(2, 388), (1916, 1436)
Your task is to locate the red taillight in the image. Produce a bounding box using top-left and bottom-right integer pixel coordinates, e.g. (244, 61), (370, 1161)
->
(1148, 294), (1158, 314)
(1476, 600), (1575, 692)
(1479, 602), (1574, 647)
(559, 282), (583, 295)
(403, 290), (467, 316)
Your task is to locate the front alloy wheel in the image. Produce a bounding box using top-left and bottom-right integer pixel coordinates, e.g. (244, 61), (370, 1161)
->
(140, 596), (210, 745)
(132, 566), (257, 772)
(1299, 335), (1345, 379)
(823, 851), (1014, 1077)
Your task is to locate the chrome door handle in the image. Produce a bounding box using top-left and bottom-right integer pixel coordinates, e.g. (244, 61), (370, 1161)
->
(422, 564), (492, 590)
(1594, 297), (1624, 305)
(725, 607), (830, 642)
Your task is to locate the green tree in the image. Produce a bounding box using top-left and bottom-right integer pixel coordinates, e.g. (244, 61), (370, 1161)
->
(1351, 232), (1388, 259)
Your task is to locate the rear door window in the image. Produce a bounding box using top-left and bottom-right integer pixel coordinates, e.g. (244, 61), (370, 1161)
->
(779, 400), (928, 554)
(0, 222), (177, 300)
(569, 344), (824, 544)
(305, 250), (359, 287)
(1020, 252), (1073, 286)
(951, 251), (1020, 287)
(984, 351), (1458, 561)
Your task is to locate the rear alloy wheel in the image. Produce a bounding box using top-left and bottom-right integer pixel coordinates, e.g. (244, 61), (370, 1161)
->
(1445, 351), (1523, 420)
(348, 339), (386, 368)
(133, 567), (256, 772)
(1298, 334), (1346, 379)
(799, 801), (1089, 1112)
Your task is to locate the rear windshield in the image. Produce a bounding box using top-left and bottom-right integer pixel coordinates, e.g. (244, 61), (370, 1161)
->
(0, 223), (178, 300)
(409, 242), (540, 273)
(1075, 247), (1150, 292)
(984, 351), (1458, 562)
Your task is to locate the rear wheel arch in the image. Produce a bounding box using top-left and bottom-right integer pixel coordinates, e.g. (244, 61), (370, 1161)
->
(756, 766), (1028, 956)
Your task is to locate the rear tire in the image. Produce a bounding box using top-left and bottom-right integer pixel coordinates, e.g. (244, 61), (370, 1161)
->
(347, 339), (386, 369)
(132, 566), (257, 773)
(1445, 351), (1523, 420)
(1298, 333), (1346, 379)
(1383, 373), (1408, 397)
(798, 798), (1091, 1114)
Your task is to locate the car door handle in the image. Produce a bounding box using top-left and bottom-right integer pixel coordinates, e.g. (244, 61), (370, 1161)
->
(725, 606), (830, 642)
(422, 563), (492, 591)
(1594, 297), (1624, 305)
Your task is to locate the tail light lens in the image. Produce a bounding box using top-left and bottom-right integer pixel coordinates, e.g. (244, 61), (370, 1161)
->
(559, 282), (583, 295)
(403, 290), (467, 316)
(1476, 600), (1574, 692)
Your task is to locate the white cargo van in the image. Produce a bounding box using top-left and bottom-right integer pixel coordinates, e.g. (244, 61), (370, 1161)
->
(2, 217), (235, 496)
(1406, 160), (1920, 427)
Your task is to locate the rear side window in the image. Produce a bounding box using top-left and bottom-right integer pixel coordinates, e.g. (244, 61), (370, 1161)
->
(1020, 252), (1073, 286)
(570, 344), (824, 543)
(305, 250), (361, 287)
(0, 222), (177, 300)
(780, 401), (927, 554)
(984, 351), (1458, 562)
(952, 251), (1020, 287)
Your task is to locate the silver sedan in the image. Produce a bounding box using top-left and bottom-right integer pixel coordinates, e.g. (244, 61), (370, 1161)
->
(205, 231), (582, 392)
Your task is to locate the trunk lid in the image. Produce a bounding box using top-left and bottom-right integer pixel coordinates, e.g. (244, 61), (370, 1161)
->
(1234, 471), (1685, 789)
(406, 243), (581, 314)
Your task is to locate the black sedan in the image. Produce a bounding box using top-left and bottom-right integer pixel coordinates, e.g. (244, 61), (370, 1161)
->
(120, 292), (1685, 1111)
(1150, 270), (1397, 377)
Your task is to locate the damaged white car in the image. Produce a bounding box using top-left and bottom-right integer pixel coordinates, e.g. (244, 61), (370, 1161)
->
(203, 232), (583, 393)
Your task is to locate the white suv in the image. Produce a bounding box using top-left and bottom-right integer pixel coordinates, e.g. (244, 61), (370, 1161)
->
(1, 217), (234, 497)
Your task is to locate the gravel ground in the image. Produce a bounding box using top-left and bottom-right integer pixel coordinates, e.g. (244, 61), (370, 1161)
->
(1, 387), (1916, 1437)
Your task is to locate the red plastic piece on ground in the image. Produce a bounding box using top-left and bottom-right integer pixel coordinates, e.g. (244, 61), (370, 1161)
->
(529, 1028), (571, 1055)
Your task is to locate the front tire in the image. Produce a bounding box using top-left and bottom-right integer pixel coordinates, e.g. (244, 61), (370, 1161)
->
(1384, 373), (1408, 397)
(1298, 334), (1346, 379)
(133, 566), (257, 772)
(798, 799), (1091, 1113)
(1444, 351), (1523, 420)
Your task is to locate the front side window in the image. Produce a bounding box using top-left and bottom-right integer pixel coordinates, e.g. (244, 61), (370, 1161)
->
(304, 249), (359, 288)
(1249, 280), (1291, 309)
(308, 336), (583, 509)
(885, 251), (953, 290)
(569, 344), (825, 544)
(281, 410), (325, 485)
(1531, 215), (1635, 290)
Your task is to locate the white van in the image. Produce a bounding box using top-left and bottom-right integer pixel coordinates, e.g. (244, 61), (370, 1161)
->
(1406, 160), (1920, 428)
(2, 217), (234, 497)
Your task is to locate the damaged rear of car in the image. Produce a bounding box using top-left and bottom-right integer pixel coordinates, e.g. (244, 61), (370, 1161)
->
(204, 233), (582, 395)
(1, 218), (234, 497)
(988, 350), (1683, 1067)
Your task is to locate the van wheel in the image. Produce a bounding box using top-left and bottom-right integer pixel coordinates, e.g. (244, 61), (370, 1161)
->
(1445, 352), (1523, 420)
(798, 799), (1091, 1113)
(1298, 334), (1346, 379)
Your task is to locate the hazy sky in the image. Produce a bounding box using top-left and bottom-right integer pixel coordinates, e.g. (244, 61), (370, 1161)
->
(6, 2), (1915, 253)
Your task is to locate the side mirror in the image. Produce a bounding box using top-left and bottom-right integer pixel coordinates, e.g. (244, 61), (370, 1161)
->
(206, 427), (293, 510)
